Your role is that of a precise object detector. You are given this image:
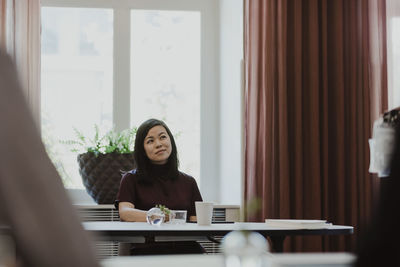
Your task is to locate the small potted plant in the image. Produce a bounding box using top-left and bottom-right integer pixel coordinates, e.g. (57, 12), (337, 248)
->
(62, 125), (137, 204)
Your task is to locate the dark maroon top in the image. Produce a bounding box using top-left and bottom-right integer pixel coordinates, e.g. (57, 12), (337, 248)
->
(115, 166), (202, 217)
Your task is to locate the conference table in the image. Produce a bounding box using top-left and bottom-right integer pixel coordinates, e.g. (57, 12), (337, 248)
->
(83, 222), (353, 253)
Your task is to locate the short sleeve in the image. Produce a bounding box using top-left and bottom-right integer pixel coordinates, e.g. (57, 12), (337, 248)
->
(114, 173), (136, 209)
(188, 178), (203, 217)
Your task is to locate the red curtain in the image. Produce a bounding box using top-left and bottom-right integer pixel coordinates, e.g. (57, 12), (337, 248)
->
(244, 0), (387, 252)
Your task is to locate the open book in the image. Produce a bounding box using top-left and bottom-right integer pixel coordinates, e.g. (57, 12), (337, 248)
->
(265, 219), (332, 229)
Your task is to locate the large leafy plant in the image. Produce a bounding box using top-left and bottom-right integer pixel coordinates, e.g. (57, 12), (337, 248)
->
(61, 125), (137, 156)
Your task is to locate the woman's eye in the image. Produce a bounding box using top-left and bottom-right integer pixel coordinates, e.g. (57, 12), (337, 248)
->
(160, 135), (167, 139)
(147, 140), (153, 144)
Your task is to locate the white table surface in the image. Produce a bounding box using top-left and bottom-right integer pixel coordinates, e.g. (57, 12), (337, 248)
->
(101, 253), (356, 267)
(83, 222), (354, 252)
(83, 221), (353, 232)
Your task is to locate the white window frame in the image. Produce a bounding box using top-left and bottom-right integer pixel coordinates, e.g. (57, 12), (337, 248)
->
(41, 0), (221, 203)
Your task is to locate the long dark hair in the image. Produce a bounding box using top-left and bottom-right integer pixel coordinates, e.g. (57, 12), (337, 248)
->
(133, 119), (179, 182)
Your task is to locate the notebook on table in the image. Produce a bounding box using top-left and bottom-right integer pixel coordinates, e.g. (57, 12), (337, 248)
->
(265, 219), (332, 229)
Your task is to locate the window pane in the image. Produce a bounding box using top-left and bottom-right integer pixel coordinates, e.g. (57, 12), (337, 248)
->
(390, 17), (400, 108)
(130, 10), (201, 184)
(41, 7), (113, 188)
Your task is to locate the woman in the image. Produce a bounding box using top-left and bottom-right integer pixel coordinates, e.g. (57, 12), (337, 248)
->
(115, 118), (204, 254)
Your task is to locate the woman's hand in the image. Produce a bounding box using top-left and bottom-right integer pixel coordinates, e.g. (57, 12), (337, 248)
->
(118, 202), (147, 222)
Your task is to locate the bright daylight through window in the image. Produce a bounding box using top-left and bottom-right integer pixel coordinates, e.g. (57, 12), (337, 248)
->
(41, 7), (200, 188)
(389, 17), (400, 109)
(130, 10), (200, 184)
(41, 7), (113, 188)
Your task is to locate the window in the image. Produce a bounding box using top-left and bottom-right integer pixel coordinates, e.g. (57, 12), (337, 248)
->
(40, 0), (219, 199)
(387, 0), (400, 109)
(130, 10), (200, 182)
(41, 7), (113, 187)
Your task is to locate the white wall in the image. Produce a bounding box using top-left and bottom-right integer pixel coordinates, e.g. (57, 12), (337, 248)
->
(218, 0), (243, 205)
(199, 0), (220, 203)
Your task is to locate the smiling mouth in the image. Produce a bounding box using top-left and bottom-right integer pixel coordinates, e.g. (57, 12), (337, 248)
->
(156, 149), (166, 155)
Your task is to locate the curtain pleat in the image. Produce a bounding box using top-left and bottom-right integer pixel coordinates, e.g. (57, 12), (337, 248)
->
(0, 0), (41, 126)
(244, 0), (387, 252)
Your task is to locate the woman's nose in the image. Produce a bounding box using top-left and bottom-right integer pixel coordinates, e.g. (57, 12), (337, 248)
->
(155, 140), (162, 147)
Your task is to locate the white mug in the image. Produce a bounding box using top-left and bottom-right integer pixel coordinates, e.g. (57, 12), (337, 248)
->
(195, 201), (214, 226)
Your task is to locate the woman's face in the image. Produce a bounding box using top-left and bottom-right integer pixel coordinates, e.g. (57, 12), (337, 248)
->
(143, 125), (172, 165)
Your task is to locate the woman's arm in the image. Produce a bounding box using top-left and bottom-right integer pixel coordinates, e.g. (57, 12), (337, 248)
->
(118, 202), (147, 222)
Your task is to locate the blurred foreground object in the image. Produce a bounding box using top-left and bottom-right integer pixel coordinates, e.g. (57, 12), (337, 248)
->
(369, 110), (400, 177)
(222, 230), (269, 267)
(0, 51), (99, 267)
(357, 109), (400, 266)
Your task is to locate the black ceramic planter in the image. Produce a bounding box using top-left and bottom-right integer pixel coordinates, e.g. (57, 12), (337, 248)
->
(77, 152), (135, 204)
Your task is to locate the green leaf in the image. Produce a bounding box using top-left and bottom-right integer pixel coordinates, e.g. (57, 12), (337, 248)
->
(60, 125), (137, 155)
